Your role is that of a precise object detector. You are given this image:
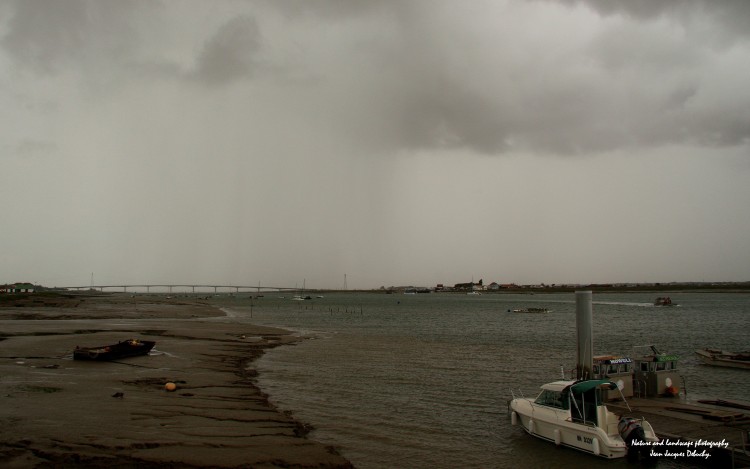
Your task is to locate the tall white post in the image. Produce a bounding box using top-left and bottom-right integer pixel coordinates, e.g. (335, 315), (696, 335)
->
(575, 290), (594, 380)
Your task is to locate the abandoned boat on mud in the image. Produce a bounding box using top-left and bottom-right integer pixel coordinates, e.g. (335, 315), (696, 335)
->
(73, 339), (156, 361)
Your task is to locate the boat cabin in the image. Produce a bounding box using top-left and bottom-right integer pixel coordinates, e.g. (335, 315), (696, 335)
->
(534, 380), (620, 429)
(592, 355), (633, 400)
(534, 380), (571, 410)
(632, 345), (680, 397)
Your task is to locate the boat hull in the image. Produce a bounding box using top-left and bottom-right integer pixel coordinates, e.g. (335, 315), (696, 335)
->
(695, 349), (750, 370)
(509, 399), (628, 459)
(73, 339), (156, 361)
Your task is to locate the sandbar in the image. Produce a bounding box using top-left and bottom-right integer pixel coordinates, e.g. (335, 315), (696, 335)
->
(0, 293), (352, 468)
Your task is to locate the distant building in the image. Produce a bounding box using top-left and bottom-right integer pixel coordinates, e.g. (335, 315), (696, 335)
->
(0, 282), (35, 293)
(455, 279), (483, 291)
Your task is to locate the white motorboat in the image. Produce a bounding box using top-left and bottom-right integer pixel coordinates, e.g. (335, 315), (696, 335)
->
(509, 379), (658, 459)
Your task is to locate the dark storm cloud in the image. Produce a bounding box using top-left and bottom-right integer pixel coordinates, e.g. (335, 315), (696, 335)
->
(2, 0), (748, 157)
(1, 1), (265, 90)
(557, 0), (750, 42)
(257, 0), (388, 20)
(249, 0), (750, 156)
(1, 0), (140, 74)
(2, 0), (88, 73)
(191, 16), (263, 86)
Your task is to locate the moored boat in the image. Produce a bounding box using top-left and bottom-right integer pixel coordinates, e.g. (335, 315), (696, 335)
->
(509, 379), (658, 459)
(592, 355), (634, 400)
(74, 339), (156, 361)
(695, 348), (750, 370)
(632, 345), (681, 397)
(511, 307), (549, 313)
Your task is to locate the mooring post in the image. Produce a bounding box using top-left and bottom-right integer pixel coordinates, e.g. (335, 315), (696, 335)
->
(575, 290), (594, 380)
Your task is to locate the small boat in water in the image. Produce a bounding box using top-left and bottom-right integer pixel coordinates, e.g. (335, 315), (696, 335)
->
(74, 339), (156, 361)
(511, 307), (549, 313)
(509, 379), (658, 459)
(695, 348), (750, 370)
(654, 296), (676, 306)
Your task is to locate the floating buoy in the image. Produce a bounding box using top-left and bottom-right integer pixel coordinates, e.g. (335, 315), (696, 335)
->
(554, 428), (561, 446)
(592, 437), (600, 456)
(165, 382), (177, 392)
(511, 411), (518, 426)
(528, 419), (535, 434)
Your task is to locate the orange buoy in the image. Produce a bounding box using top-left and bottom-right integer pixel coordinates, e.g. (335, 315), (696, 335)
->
(165, 382), (177, 392)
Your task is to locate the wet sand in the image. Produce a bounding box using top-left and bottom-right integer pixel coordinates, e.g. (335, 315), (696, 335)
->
(0, 293), (352, 468)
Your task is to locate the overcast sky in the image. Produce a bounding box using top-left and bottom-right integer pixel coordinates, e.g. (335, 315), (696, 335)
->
(2, 0), (749, 290)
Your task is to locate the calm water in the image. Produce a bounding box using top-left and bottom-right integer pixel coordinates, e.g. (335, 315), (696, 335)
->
(213, 292), (750, 469)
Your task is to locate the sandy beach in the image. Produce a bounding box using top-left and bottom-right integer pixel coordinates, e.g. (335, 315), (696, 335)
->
(0, 293), (352, 468)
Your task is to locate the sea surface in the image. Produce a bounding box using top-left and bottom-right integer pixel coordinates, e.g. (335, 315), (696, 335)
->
(212, 292), (750, 469)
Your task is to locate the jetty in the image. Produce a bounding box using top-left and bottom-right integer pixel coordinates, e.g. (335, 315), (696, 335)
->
(608, 397), (750, 467)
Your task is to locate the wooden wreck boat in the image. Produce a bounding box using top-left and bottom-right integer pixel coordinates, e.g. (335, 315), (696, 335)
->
(74, 339), (156, 361)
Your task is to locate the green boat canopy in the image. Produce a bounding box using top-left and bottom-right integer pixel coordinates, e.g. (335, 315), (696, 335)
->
(570, 379), (617, 394)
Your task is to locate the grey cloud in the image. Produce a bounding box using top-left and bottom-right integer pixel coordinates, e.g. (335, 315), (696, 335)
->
(556, 0), (691, 20)
(14, 139), (57, 158)
(191, 16), (262, 86)
(356, 79), (514, 155)
(1, 0), (141, 74)
(313, 1), (750, 155)
(556, 0), (750, 42)
(3, 0), (748, 159)
(257, 0), (388, 20)
(2, 0), (89, 73)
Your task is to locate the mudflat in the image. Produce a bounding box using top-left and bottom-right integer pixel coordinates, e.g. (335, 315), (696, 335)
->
(0, 293), (352, 468)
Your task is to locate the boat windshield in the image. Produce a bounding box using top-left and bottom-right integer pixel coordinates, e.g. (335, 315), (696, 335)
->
(534, 389), (569, 410)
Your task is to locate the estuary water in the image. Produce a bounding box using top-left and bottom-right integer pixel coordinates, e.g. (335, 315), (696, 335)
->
(216, 292), (749, 469)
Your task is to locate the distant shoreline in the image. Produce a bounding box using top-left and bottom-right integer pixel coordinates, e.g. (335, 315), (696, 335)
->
(304, 283), (750, 294)
(5, 281), (749, 301)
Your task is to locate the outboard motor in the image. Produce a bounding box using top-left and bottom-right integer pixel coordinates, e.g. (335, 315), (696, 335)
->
(618, 417), (651, 462)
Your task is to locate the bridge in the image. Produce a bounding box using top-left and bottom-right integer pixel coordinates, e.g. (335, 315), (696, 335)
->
(62, 284), (301, 294)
